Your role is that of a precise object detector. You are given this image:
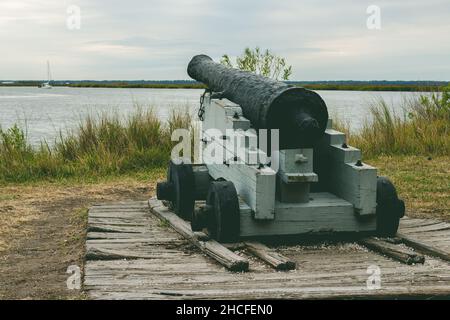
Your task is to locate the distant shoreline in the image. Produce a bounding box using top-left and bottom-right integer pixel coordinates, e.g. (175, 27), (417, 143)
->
(1, 81), (448, 92)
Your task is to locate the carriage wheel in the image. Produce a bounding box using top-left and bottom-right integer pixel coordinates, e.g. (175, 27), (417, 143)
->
(205, 181), (240, 243)
(191, 205), (211, 232)
(376, 176), (405, 237)
(156, 159), (195, 221)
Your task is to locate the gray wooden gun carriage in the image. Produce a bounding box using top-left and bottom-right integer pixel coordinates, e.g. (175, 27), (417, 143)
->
(157, 54), (405, 243)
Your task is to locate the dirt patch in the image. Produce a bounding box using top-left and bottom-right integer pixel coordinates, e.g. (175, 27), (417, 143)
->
(0, 176), (160, 300)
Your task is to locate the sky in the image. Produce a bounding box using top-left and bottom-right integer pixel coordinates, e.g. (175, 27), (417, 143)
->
(1, 0), (449, 81)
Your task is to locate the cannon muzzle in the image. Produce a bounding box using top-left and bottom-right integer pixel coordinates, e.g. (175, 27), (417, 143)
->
(188, 54), (328, 148)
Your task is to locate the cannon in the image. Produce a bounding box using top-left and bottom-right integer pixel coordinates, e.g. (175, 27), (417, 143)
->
(157, 54), (405, 242)
(188, 55), (328, 149)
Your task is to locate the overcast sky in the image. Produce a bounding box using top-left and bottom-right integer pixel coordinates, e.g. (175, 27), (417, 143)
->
(1, 0), (449, 80)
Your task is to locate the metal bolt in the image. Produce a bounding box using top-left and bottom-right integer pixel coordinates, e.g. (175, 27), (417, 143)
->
(342, 143), (348, 148)
(233, 112), (240, 119)
(355, 160), (363, 167)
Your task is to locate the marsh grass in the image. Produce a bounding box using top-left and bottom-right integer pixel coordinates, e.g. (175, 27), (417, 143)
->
(334, 88), (450, 159)
(0, 106), (193, 182)
(1, 88), (449, 183)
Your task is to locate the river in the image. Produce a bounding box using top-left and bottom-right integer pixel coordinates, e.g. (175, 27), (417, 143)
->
(0, 86), (422, 145)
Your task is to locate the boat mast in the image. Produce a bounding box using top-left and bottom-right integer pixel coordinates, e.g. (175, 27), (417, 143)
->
(47, 61), (52, 84)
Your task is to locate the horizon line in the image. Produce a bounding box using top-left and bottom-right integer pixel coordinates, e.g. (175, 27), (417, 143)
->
(2, 79), (449, 83)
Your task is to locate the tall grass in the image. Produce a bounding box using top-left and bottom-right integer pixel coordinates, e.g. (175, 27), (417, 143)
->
(0, 107), (193, 182)
(1, 88), (449, 182)
(334, 87), (450, 158)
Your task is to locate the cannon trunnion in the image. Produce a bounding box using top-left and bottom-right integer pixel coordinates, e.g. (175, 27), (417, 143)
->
(157, 55), (405, 242)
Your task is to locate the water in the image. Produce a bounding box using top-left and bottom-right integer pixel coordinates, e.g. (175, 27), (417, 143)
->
(0, 86), (422, 146)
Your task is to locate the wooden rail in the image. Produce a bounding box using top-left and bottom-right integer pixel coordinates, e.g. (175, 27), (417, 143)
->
(397, 232), (450, 263)
(245, 242), (296, 270)
(359, 237), (425, 265)
(149, 199), (249, 272)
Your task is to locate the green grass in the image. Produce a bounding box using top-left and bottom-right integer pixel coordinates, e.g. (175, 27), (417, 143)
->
(333, 88), (450, 159)
(368, 155), (449, 218)
(0, 106), (192, 183)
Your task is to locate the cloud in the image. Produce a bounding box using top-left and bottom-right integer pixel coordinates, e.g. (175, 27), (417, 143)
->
(0, 0), (449, 80)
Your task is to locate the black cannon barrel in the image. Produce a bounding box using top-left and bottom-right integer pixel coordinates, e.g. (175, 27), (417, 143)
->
(188, 54), (329, 148)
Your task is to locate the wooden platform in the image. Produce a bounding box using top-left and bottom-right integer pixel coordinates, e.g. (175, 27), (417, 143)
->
(83, 200), (450, 299)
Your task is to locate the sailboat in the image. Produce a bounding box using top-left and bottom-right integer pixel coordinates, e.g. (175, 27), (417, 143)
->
(40, 61), (53, 89)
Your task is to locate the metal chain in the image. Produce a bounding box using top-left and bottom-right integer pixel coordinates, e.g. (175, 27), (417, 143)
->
(198, 88), (211, 121)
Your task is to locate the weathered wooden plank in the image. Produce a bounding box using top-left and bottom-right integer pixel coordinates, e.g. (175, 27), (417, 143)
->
(87, 228), (178, 239)
(397, 232), (450, 263)
(89, 207), (148, 212)
(245, 242), (296, 270)
(86, 238), (184, 245)
(88, 217), (149, 227)
(149, 199), (249, 272)
(88, 211), (149, 218)
(91, 202), (148, 208)
(85, 284), (450, 300)
(84, 266), (450, 286)
(84, 269), (450, 289)
(84, 275), (450, 296)
(399, 220), (449, 232)
(400, 218), (442, 225)
(419, 237), (450, 247)
(359, 237), (425, 265)
(87, 232), (154, 240)
(86, 247), (146, 260)
(84, 278), (450, 296)
(85, 257), (450, 299)
(87, 224), (147, 234)
(400, 219), (437, 228)
(85, 245), (189, 261)
(84, 259), (450, 288)
(86, 257), (450, 289)
(85, 201), (450, 300)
